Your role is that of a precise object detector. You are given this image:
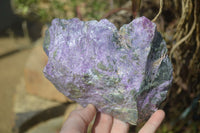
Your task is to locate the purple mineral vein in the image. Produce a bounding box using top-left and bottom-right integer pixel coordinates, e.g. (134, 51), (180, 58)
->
(43, 16), (173, 125)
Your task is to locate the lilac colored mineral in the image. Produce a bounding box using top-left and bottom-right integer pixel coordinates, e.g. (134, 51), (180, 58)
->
(43, 16), (173, 125)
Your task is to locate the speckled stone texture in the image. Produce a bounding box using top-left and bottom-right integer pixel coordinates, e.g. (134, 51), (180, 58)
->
(43, 16), (173, 125)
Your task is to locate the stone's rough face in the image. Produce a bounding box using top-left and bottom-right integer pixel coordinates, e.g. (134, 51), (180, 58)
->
(43, 16), (173, 125)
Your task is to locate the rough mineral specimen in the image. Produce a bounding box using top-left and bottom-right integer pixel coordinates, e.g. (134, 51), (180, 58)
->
(43, 16), (173, 125)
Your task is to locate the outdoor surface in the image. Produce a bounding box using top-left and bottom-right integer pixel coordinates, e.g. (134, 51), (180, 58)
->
(0, 38), (30, 133)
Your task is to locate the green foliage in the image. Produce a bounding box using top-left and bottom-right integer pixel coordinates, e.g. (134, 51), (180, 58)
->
(12, 0), (127, 22)
(86, 0), (108, 19)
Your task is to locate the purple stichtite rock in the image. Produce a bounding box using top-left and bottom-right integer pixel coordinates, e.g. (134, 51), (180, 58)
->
(43, 16), (173, 125)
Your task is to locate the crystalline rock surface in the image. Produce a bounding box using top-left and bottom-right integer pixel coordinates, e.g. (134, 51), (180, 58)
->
(43, 16), (173, 125)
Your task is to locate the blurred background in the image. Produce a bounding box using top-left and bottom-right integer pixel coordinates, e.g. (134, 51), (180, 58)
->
(0, 0), (199, 132)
